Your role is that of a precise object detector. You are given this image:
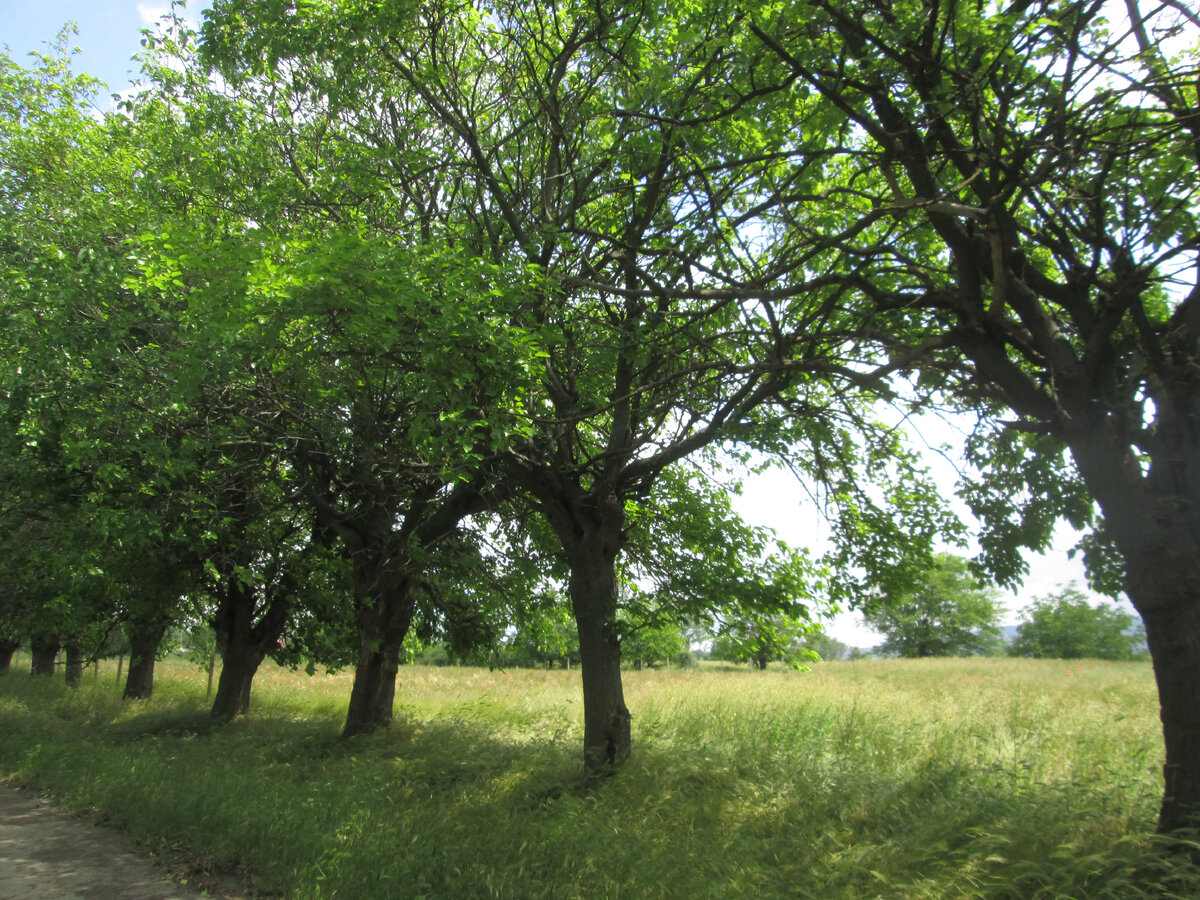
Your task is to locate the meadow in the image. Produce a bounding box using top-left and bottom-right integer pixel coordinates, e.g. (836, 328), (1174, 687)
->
(1, 656), (1196, 899)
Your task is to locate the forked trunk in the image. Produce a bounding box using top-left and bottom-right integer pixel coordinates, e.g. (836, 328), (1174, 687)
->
(123, 619), (167, 701)
(210, 642), (268, 721)
(210, 579), (290, 722)
(29, 635), (59, 677)
(342, 571), (416, 739)
(64, 642), (84, 688)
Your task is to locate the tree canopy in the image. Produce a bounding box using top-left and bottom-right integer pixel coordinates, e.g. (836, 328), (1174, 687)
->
(863, 553), (1003, 658)
(6, 0), (1200, 834)
(1010, 587), (1145, 661)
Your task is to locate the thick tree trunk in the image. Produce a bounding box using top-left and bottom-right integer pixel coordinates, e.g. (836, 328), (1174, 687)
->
(64, 642), (84, 688)
(573, 585), (631, 774)
(210, 579), (290, 722)
(29, 636), (59, 677)
(343, 636), (403, 737)
(342, 571), (416, 739)
(1068, 420), (1200, 834)
(123, 619), (168, 701)
(561, 500), (631, 776)
(1140, 601), (1200, 834)
(0, 639), (18, 675)
(210, 640), (267, 721)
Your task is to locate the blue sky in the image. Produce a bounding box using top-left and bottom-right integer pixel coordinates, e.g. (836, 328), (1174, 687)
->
(1, 1), (210, 96)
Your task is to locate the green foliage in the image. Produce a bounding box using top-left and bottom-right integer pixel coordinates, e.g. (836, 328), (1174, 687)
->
(800, 626), (853, 662)
(620, 619), (687, 669)
(7, 0), (1198, 835)
(622, 463), (830, 638)
(501, 597), (581, 669)
(1010, 588), (1145, 661)
(864, 553), (1004, 658)
(709, 613), (817, 670)
(960, 430), (1096, 590)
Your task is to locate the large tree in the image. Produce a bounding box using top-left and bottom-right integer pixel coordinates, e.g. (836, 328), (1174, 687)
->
(1010, 587), (1144, 661)
(0, 40), (205, 697)
(111, 15), (547, 735)
(863, 552), (1003, 658)
(200, 0), (957, 774)
(750, 0), (1200, 831)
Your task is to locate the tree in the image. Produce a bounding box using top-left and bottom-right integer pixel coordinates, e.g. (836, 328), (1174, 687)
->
(198, 0), (963, 774)
(800, 627), (852, 662)
(0, 40), (177, 692)
(1010, 587), (1144, 661)
(749, 0), (1200, 833)
(863, 553), (1003, 658)
(710, 613), (816, 670)
(119, 16), (545, 735)
(620, 619), (687, 670)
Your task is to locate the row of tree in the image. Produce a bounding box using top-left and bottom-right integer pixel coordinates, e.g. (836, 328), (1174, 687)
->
(863, 554), (1145, 661)
(2, 0), (1198, 833)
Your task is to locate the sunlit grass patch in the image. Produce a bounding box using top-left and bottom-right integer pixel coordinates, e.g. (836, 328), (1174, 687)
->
(0, 655), (1176, 898)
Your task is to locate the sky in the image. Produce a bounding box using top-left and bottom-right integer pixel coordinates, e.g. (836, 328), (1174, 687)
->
(2, 1), (1122, 648)
(1, 2), (197, 96)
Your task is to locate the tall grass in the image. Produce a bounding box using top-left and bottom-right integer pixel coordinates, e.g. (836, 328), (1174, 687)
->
(1, 656), (1194, 898)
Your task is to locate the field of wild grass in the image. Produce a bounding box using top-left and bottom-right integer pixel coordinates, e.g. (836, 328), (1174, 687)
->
(1, 655), (1196, 899)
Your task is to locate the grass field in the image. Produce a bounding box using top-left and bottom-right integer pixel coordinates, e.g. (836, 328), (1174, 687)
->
(1, 655), (1196, 899)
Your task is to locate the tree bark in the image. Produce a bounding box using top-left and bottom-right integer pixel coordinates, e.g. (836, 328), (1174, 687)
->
(123, 618), (168, 700)
(210, 644), (265, 721)
(64, 642), (84, 688)
(572, 572), (631, 774)
(29, 635), (59, 677)
(0, 639), (18, 675)
(1141, 601), (1200, 834)
(210, 577), (291, 722)
(1064, 411), (1200, 833)
(342, 568), (416, 739)
(557, 492), (632, 776)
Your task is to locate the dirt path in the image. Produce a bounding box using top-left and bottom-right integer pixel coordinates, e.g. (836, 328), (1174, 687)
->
(0, 783), (257, 899)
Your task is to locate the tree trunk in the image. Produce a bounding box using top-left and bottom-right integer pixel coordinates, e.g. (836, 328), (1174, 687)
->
(342, 569), (416, 739)
(0, 639), (18, 675)
(343, 635), (403, 737)
(210, 578), (291, 722)
(1140, 601), (1200, 834)
(210, 643), (266, 721)
(29, 635), (59, 677)
(563, 512), (631, 776)
(64, 642), (84, 688)
(123, 618), (168, 700)
(206, 639), (217, 700)
(1067, 419), (1200, 834)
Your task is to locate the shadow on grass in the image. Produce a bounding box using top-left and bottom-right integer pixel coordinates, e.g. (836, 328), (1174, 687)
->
(0, 670), (1186, 899)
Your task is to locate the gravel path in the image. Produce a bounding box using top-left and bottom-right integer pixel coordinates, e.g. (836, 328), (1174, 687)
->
(0, 783), (255, 899)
